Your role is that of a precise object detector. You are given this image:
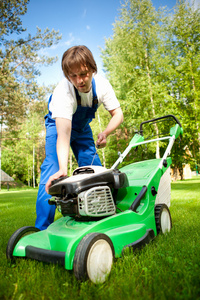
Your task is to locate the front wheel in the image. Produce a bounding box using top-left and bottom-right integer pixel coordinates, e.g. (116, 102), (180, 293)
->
(155, 204), (172, 234)
(6, 226), (40, 260)
(73, 232), (115, 284)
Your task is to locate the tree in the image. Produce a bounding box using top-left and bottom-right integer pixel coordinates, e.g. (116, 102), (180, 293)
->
(101, 0), (200, 176)
(101, 0), (175, 161)
(166, 0), (200, 173)
(1, 87), (49, 184)
(0, 0), (61, 186)
(0, 0), (61, 129)
(0, 0), (29, 37)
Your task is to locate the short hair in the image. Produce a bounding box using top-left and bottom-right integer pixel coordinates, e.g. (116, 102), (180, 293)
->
(62, 45), (97, 79)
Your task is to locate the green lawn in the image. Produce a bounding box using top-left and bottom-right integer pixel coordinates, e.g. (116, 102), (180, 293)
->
(0, 177), (199, 300)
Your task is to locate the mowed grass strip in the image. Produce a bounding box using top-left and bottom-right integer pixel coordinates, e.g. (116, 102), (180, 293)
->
(0, 177), (199, 300)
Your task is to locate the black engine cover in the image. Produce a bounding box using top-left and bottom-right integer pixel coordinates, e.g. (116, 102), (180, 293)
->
(49, 169), (128, 197)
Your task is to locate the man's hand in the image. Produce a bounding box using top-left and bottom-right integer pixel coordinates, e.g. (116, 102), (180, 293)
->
(96, 107), (123, 148)
(45, 118), (71, 194)
(96, 132), (107, 148)
(45, 169), (67, 193)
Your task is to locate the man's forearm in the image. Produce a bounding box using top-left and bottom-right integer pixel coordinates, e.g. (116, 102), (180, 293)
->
(56, 134), (70, 174)
(103, 108), (123, 136)
(56, 118), (72, 175)
(97, 107), (123, 147)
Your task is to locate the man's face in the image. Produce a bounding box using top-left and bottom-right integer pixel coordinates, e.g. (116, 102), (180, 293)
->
(68, 64), (93, 93)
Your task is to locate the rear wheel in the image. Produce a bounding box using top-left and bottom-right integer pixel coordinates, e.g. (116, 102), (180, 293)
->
(6, 226), (40, 260)
(155, 204), (172, 234)
(73, 232), (114, 284)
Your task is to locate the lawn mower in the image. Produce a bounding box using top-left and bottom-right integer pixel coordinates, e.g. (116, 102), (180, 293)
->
(6, 115), (183, 284)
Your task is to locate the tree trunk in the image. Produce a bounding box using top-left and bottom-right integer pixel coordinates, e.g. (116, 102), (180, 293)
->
(97, 111), (106, 167)
(145, 47), (160, 159)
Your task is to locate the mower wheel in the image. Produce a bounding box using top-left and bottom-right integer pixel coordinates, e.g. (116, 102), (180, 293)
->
(6, 226), (40, 260)
(155, 204), (172, 234)
(73, 232), (115, 284)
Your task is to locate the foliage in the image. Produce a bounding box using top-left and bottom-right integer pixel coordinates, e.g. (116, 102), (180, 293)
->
(1, 90), (50, 184)
(0, 0), (61, 129)
(0, 0), (29, 37)
(167, 0), (200, 171)
(101, 0), (200, 174)
(0, 0), (61, 185)
(1, 0), (200, 184)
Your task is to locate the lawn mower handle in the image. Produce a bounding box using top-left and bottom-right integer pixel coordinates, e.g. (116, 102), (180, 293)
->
(139, 115), (182, 135)
(129, 185), (147, 212)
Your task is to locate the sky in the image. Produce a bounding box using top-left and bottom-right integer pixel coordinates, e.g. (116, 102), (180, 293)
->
(20, 0), (199, 87)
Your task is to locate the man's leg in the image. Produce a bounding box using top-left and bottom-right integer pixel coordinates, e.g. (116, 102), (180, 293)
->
(35, 184), (56, 230)
(35, 133), (59, 230)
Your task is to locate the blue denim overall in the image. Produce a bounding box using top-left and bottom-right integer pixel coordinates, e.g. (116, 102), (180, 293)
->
(35, 78), (101, 230)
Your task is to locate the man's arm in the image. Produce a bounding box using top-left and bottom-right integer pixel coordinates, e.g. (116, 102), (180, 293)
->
(97, 107), (123, 148)
(45, 118), (71, 193)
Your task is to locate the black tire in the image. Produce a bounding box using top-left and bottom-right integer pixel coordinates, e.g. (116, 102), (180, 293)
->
(73, 232), (115, 284)
(6, 226), (40, 260)
(155, 204), (172, 235)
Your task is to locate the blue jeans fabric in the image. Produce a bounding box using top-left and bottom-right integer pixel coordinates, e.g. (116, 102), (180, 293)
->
(35, 123), (101, 230)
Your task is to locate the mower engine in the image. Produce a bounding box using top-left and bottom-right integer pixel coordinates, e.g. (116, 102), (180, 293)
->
(78, 186), (115, 216)
(48, 166), (128, 219)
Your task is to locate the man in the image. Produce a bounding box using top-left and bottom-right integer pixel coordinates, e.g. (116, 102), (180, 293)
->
(35, 45), (123, 230)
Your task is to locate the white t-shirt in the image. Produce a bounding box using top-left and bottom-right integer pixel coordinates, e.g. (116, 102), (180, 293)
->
(50, 74), (120, 121)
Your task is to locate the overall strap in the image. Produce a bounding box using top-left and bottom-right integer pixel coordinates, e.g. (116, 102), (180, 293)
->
(48, 95), (52, 111)
(74, 87), (81, 106)
(91, 78), (98, 107)
(74, 77), (98, 107)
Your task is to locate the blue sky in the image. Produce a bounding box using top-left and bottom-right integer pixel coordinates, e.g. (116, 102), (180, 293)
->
(20, 0), (198, 86)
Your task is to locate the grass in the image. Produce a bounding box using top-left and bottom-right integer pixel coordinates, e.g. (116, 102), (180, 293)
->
(0, 177), (200, 300)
